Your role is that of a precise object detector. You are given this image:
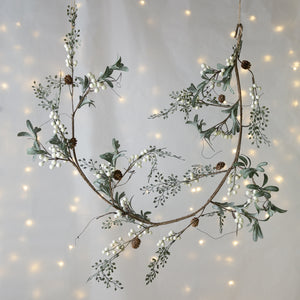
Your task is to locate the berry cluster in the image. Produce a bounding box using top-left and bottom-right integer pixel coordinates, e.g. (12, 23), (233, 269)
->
(249, 83), (262, 109)
(86, 72), (107, 93)
(49, 111), (67, 134)
(157, 230), (180, 247)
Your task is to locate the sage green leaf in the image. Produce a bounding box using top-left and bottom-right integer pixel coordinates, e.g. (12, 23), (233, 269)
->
(17, 132), (31, 137)
(246, 184), (260, 190)
(112, 138), (120, 151)
(26, 120), (34, 133)
(263, 186), (279, 192)
(270, 203), (287, 213)
(251, 221), (263, 242)
(100, 152), (114, 164)
(238, 155), (248, 166)
(262, 174), (268, 186)
(49, 134), (61, 145)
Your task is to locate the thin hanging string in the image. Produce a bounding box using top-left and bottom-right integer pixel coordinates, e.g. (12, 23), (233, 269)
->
(238, 0), (242, 24)
(235, 0), (243, 40)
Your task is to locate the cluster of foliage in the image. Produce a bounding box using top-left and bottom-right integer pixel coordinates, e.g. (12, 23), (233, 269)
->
(17, 4), (286, 291)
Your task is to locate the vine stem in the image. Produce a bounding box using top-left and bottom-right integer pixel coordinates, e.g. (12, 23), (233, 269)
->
(146, 24), (244, 227)
(70, 23), (244, 228)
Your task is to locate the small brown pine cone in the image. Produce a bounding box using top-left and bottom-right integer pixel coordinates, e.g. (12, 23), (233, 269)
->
(215, 161), (225, 170)
(191, 217), (199, 227)
(68, 137), (77, 149)
(241, 60), (251, 70)
(131, 237), (141, 249)
(218, 94), (226, 103)
(113, 170), (123, 181)
(64, 74), (73, 85)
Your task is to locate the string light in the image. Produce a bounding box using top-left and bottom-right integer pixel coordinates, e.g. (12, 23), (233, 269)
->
(32, 31), (40, 38)
(289, 127), (295, 134)
(184, 285), (191, 293)
(293, 81), (300, 87)
(275, 175), (283, 183)
(24, 108), (32, 115)
(292, 61), (299, 71)
(249, 15), (256, 21)
(118, 97), (125, 103)
(292, 100), (299, 107)
(228, 280), (235, 286)
(289, 50), (294, 55)
(1, 65), (12, 73)
(18, 236), (26, 242)
(73, 197), (80, 203)
(137, 65), (146, 73)
(232, 148), (237, 154)
(189, 207), (194, 212)
(263, 55), (272, 62)
(9, 253), (19, 262)
(146, 18), (154, 26)
(22, 184), (29, 191)
(74, 290), (86, 299)
(152, 86), (160, 96)
(24, 167), (32, 173)
(184, 10), (191, 16)
(152, 108), (159, 114)
(57, 261), (65, 268)
(72, 170), (79, 176)
(198, 239), (205, 246)
(29, 262), (41, 273)
(32, 289), (41, 299)
(0, 82), (9, 90)
(225, 256), (233, 263)
(215, 255), (222, 262)
(232, 240), (239, 247)
(24, 56), (35, 65)
(0, 25), (7, 32)
(16, 22), (21, 27)
(274, 25), (284, 32)
(68, 245), (74, 250)
(25, 219), (34, 227)
(197, 57), (205, 64)
(69, 205), (78, 212)
(230, 31), (235, 38)
(13, 44), (22, 50)
(241, 89), (247, 97)
(139, 0), (146, 6)
(154, 133), (162, 139)
(191, 186), (202, 193)
(248, 149), (256, 156)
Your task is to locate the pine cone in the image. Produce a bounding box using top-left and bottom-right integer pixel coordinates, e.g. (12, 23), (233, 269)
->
(241, 60), (251, 70)
(64, 74), (73, 85)
(218, 94), (226, 103)
(131, 236), (141, 249)
(113, 170), (123, 181)
(68, 137), (77, 149)
(215, 161), (225, 170)
(191, 217), (199, 227)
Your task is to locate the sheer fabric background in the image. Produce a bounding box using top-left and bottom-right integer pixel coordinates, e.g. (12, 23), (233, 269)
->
(0, 0), (299, 299)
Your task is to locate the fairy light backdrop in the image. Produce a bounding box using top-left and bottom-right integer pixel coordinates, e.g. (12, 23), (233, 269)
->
(0, 0), (299, 299)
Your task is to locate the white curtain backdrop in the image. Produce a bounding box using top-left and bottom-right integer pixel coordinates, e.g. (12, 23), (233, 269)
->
(0, 0), (299, 299)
